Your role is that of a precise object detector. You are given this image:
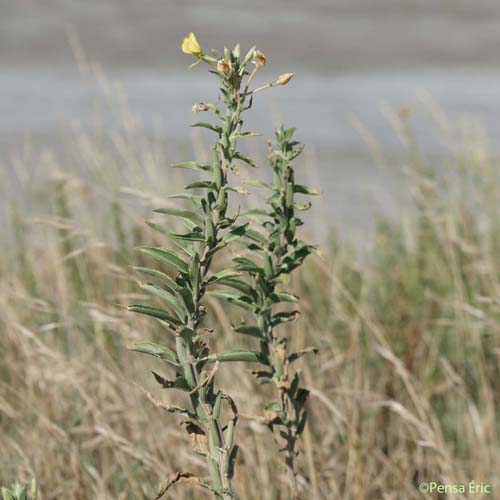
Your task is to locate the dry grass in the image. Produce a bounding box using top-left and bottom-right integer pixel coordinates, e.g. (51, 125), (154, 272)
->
(1, 107), (499, 499)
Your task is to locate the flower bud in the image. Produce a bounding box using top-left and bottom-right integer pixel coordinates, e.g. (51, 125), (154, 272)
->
(275, 73), (294, 86)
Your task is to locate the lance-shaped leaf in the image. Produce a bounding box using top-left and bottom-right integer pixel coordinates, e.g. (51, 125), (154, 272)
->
(154, 207), (203, 225)
(168, 230), (205, 242)
(232, 324), (262, 338)
(145, 222), (196, 259)
(244, 179), (273, 189)
(128, 304), (182, 327)
(233, 256), (263, 274)
(169, 193), (204, 208)
(205, 269), (242, 285)
(269, 292), (299, 304)
(227, 445), (239, 481)
(207, 290), (254, 311)
(297, 411), (308, 435)
(139, 246), (189, 274)
(191, 122), (223, 134)
(240, 208), (272, 218)
(185, 180), (216, 191)
(234, 151), (258, 168)
(140, 283), (186, 320)
(216, 277), (257, 297)
(133, 266), (178, 291)
(170, 161), (213, 172)
(293, 184), (320, 195)
(208, 349), (267, 364)
(271, 310), (300, 327)
(129, 341), (180, 367)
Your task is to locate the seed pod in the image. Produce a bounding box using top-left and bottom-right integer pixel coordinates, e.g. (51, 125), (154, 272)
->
(213, 391), (223, 420)
(215, 189), (227, 212)
(225, 419), (235, 449)
(205, 214), (215, 244)
(286, 182), (294, 209)
(189, 252), (200, 297)
(264, 253), (273, 279)
(212, 146), (222, 189)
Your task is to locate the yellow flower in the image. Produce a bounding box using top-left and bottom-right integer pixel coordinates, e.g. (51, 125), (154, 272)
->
(217, 58), (233, 74)
(275, 73), (294, 86)
(253, 50), (266, 67)
(181, 32), (202, 57)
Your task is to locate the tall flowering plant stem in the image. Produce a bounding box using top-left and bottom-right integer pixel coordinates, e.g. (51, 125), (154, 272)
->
(215, 126), (318, 498)
(128, 33), (294, 499)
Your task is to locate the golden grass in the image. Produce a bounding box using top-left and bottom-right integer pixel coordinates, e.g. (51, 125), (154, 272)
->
(1, 107), (499, 499)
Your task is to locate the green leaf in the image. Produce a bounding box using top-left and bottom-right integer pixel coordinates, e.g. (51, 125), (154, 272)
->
(128, 304), (182, 327)
(133, 266), (178, 291)
(178, 287), (195, 314)
(284, 127), (297, 140)
(216, 277), (256, 297)
(140, 283), (186, 320)
(225, 224), (267, 246)
(206, 269), (242, 285)
(211, 349), (267, 364)
(233, 256), (262, 274)
(168, 230), (205, 242)
(138, 246), (189, 274)
(243, 228), (267, 244)
(232, 324), (262, 338)
(227, 445), (239, 480)
(154, 208), (203, 224)
(129, 341), (180, 367)
(240, 208), (272, 217)
(297, 411), (308, 435)
(185, 180), (216, 190)
(293, 184), (320, 195)
(145, 222), (195, 259)
(169, 193), (204, 207)
(234, 151), (258, 168)
(244, 179), (273, 189)
(271, 310), (300, 327)
(270, 292), (299, 303)
(207, 290), (254, 311)
(170, 161), (213, 172)
(191, 122), (222, 134)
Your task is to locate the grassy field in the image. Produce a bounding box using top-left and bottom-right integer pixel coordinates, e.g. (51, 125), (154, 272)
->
(1, 110), (499, 499)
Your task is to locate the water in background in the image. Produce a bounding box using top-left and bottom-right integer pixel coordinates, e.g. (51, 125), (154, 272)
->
(2, 0), (500, 244)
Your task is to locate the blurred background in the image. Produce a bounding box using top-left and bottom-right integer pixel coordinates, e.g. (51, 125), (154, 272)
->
(2, 2), (500, 499)
(3, 0), (500, 242)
